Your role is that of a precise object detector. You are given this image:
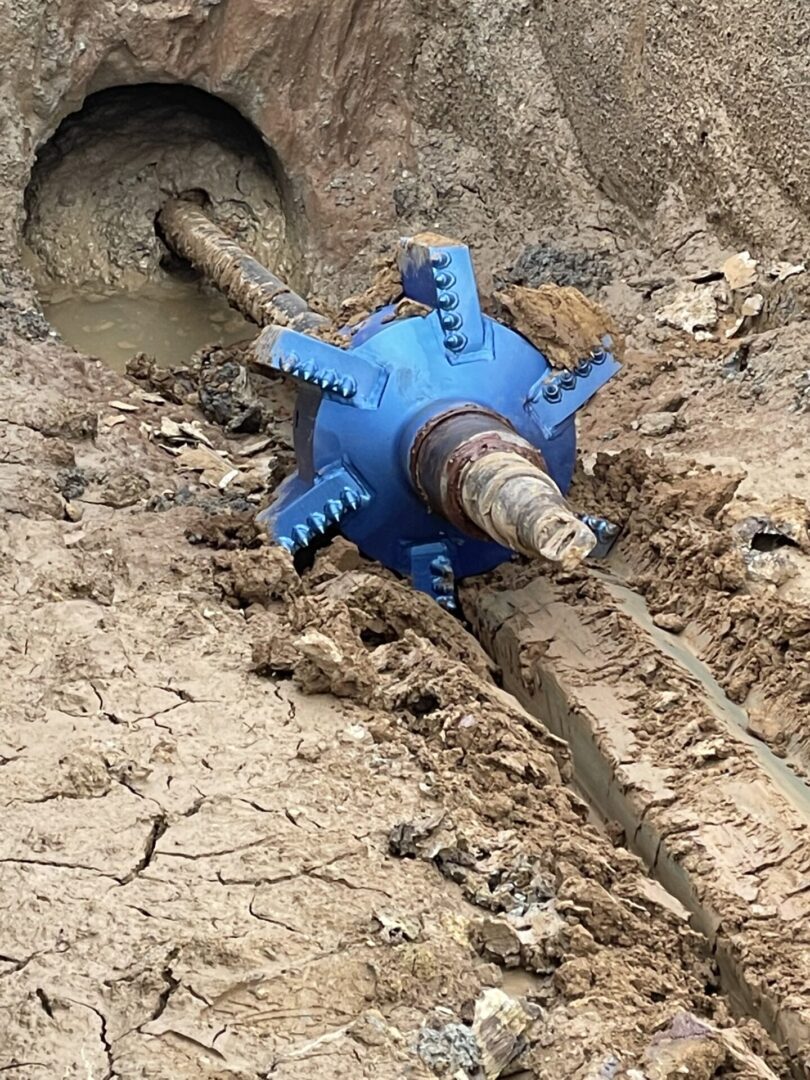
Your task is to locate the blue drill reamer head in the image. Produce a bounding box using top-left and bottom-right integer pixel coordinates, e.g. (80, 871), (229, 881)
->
(255, 234), (620, 602)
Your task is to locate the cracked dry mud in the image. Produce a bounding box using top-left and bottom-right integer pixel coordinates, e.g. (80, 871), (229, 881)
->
(0, 326), (791, 1078)
(3, 0), (810, 1075)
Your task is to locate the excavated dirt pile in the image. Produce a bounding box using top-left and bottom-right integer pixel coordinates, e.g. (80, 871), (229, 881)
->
(2, 0), (810, 1077)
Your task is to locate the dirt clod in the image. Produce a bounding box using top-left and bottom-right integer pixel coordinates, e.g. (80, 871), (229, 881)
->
(496, 283), (623, 369)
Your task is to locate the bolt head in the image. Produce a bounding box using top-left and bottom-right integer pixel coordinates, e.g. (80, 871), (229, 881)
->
(445, 331), (467, 352)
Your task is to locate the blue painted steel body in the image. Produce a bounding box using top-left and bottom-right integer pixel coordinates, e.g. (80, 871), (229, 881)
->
(256, 237), (619, 598)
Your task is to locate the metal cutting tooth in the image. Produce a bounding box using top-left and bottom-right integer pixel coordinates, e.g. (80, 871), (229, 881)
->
(292, 524), (311, 548)
(342, 488), (360, 511)
(325, 499), (344, 523)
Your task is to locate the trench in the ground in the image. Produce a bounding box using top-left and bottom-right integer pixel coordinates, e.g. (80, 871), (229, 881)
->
(468, 564), (810, 1067)
(600, 571), (810, 814)
(23, 83), (302, 371)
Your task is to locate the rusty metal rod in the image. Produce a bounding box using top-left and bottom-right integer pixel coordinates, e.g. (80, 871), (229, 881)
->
(157, 199), (327, 333)
(412, 408), (595, 568)
(460, 452), (595, 568)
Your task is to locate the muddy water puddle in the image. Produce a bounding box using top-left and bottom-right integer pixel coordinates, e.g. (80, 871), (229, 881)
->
(43, 278), (256, 372)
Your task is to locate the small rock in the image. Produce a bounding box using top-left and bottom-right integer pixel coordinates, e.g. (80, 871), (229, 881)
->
(388, 814), (445, 858)
(473, 989), (533, 1080)
(473, 917), (522, 967)
(722, 250), (758, 291)
(741, 293), (764, 317)
(689, 737), (728, 761)
(416, 1022), (481, 1076)
(656, 284), (718, 335)
(296, 736), (325, 763)
(769, 260), (806, 282)
(63, 501), (84, 523)
(55, 466), (89, 501)
(372, 907), (422, 943)
(653, 691), (681, 713)
(652, 612), (685, 633)
(653, 390), (687, 413)
(341, 723), (371, 743)
(638, 412), (677, 437)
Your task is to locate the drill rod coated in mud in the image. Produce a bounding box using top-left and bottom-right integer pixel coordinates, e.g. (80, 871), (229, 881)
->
(411, 408), (596, 568)
(157, 199), (327, 333)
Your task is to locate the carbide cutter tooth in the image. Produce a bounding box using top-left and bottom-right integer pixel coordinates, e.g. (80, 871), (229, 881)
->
(325, 498), (344, 523)
(292, 524), (311, 548)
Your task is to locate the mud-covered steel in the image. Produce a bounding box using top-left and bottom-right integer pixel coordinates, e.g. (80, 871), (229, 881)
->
(411, 405), (594, 566)
(158, 199), (326, 332)
(459, 452), (596, 567)
(177, 225), (619, 602)
(411, 406), (544, 537)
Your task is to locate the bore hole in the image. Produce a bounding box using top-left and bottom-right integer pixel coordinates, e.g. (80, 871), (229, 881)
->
(24, 83), (296, 371)
(360, 626), (399, 648)
(407, 692), (441, 717)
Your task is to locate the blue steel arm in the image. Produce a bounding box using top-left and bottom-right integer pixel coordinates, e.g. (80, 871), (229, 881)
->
(254, 325), (388, 409)
(257, 464), (372, 552)
(398, 236), (486, 359)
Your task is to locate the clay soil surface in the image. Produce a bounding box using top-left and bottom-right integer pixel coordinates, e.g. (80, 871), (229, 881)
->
(0, 285), (794, 1077)
(2, 1), (810, 1074)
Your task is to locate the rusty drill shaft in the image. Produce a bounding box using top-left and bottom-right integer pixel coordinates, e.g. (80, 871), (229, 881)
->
(412, 408), (595, 568)
(459, 452), (595, 567)
(157, 199), (327, 333)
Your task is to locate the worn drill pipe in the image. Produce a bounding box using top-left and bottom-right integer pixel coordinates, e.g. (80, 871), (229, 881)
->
(157, 199), (327, 333)
(412, 408), (595, 568)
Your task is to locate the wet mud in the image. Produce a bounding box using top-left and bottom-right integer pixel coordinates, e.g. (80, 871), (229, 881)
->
(42, 279), (255, 373)
(569, 340), (810, 773)
(3, 1), (810, 1076)
(0, 322), (792, 1078)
